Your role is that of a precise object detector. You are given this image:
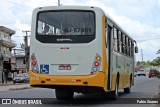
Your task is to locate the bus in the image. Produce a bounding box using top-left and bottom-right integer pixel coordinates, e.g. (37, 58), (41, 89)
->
(29, 6), (138, 100)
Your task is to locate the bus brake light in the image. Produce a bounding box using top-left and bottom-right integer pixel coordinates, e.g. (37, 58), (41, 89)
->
(94, 62), (99, 66)
(32, 61), (37, 66)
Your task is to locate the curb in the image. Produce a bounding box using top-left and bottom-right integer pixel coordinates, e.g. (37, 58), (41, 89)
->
(9, 86), (32, 91)
(0, 83), (28, 86)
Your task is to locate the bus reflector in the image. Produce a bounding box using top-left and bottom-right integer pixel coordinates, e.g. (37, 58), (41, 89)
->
(46, 79), (51, 81)
(76, 80), (81, 82)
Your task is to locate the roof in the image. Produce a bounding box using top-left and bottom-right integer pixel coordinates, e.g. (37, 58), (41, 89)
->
(0, 26), (15, 35)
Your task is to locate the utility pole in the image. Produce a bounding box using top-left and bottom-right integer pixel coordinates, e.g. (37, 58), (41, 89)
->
(58, 0), (60, 6)
(141, 49), (144, 69)
(22, 31), (30, 73)
(141, 49), (143, 62)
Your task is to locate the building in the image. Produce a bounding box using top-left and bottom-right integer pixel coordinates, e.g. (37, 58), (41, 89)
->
(12, 55), (26, 73)
(0, 26), (16, 83)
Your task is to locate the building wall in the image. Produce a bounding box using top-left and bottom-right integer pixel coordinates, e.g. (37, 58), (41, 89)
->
(16, 57), (26, 70)
(0, 26), (16, 82)
(0, 31), (11, 42)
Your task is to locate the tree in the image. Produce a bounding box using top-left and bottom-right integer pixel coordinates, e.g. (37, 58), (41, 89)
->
(150, 57), (160, 66)
(156, 49), (160, 54)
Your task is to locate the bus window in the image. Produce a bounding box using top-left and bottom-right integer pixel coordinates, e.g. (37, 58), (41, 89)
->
(129, 40), (131, 56)
(113, 27), (117, 51)
(36, 11), (95, 43)
(125, 35), (128, 55)
(131, 41), (134, 57)
(118, 30), (121, 53)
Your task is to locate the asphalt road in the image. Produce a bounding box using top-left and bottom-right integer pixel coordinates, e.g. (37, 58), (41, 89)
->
(0, 76), (159, 107)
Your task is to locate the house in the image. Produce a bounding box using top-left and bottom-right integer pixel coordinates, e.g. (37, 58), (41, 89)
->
(0, 26), (16, 83)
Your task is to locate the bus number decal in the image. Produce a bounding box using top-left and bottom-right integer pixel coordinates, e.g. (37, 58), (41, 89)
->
(70, 28), (91, 32)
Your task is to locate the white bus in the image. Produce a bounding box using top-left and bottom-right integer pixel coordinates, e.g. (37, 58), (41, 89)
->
(29, 6), (138, 100)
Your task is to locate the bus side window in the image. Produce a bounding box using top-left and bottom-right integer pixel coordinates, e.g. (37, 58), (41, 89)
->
(128, 39), (131, 56)
(118, 30), (121, 53)
(131, 41), (134, 57)
(113, 27), (117, 51)
(125, 35), (128, 55)
(121, 32), (124, 54)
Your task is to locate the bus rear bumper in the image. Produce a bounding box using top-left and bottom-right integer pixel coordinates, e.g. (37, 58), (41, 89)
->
(29, 71), (105, 89)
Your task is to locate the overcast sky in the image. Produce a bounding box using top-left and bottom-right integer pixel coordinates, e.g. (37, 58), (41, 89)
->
(0, 0), (160, 61)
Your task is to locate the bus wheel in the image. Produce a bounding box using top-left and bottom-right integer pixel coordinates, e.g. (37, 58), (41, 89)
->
(109, 78), (119, 100)
(124, 86), (130, 94)
(55, 88), (74, 100)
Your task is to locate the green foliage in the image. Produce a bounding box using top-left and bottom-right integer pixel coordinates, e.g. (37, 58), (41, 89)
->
(150, 57), (160, 66)
(156, 49), (160, 54)
(136, 58), (160, 66)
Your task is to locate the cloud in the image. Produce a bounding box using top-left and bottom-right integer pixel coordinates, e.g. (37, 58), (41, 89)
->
(1, 0), (160, 61)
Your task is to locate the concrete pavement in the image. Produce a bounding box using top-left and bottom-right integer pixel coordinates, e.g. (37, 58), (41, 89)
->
(0, 82), (31, 92)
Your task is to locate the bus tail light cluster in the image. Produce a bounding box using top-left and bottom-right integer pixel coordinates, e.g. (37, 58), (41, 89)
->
(31, 53), (39, 73)
(91, 54), (101, 74)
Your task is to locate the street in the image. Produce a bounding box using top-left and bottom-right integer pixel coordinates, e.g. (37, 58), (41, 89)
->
(0, 76), (159, 107)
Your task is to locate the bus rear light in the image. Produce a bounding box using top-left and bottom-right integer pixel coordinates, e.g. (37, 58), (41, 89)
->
(32, 61), (37, 66)
(96, 56), (100, 61)
(91, 53), (101, 74)
(31, 53), (39, 73)
(94, 62), (99, 66)
(92, 67), (97, 72)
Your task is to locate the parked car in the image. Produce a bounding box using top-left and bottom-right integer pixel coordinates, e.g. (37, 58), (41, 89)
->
(136, 69), (146, 76)
(13, 73), (29, 84)
(23, 73), (29, 83)
(134, 72), (137, 77)
(149, 69), (159, 78)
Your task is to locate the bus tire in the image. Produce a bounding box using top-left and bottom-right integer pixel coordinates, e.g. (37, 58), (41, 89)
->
(124, 87), (130, 94)
(55, 88), (74, 100)
(109, 78), (119, 100)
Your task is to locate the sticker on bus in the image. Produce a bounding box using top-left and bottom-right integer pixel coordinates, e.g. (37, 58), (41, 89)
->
(40, 64), (49, 74)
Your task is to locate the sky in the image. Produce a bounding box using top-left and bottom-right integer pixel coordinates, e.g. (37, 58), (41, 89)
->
(0, 0), (160, 62)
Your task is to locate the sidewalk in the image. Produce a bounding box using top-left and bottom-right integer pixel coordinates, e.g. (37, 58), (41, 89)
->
(0, 81), (31, 92)
(0, 81), (15, 86)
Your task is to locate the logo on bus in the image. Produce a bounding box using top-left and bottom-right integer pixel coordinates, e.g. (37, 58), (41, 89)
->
(57, 38), (72, 41)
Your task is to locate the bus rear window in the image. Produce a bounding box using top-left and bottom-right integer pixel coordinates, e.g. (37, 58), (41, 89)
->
(36, 11), (95, 43)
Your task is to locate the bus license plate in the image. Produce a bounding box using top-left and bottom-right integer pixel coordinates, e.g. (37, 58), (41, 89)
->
(59, 64), (71, 70)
